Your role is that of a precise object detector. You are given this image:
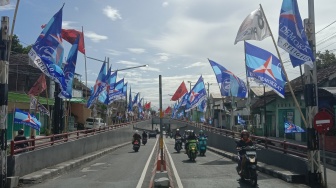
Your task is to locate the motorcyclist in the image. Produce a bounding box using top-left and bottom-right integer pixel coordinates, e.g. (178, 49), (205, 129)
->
(185, 130), (197, 154)
(236, 130), (254, 175)
(142, 131), (147, 139)
(174, 129), (182, 139)
(198, 130), (206, 138)
(132, 130), (142, 144)
(14, 129), (28, 149)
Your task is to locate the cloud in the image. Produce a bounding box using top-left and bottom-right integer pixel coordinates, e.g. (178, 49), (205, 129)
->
(85, 31), (108, 42)
(62, 21), (77, 29)
(139, 66), (160, 72)
(156, 53), (170, 62)
(127, 48), (146, 54)
(0, 4), (14, 11)
(116, 60), (140, 66)
(184, 62), (207, 68)
(162, 2), (169, 7)
(106, 49), (123, 56)
(103, 6), (122, 21)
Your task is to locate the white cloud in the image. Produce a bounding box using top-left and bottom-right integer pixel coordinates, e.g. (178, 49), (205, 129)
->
(103, 6), (122, 21)
(139, 66), (160, 72)
(0, 4), (14, 11)
(85, 31), (108, 42)
(162, 2), (169, 7)
(184, 62), (207, 69)
(62, 21), (77, 29)
(106, 49), (123, 56)
(156, 53), (170, 62)
(116, 60), (140, 66)
(127, 48), (146, 54)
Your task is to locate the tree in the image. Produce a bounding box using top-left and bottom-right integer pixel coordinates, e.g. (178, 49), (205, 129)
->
(316, 50), (336, 70)
(11, 34), (32, 54)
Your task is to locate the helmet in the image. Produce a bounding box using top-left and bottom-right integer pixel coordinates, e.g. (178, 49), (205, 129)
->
(18, 129), (24, 135)
(135, 130), (139, 134)
(199, 130), (204, 134)
(176, 129), (179, 131)
(241, 130), (249, 138)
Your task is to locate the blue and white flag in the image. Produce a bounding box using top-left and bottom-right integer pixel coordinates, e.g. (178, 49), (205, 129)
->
(138, 98), (143, 113)
(198, 99), (207, 112)
(238, 113), (246, 125)
(104, 70), (117, 104)
(87, 63), (107, 108)
(284, 120), (305, 133)
(60, 35), (80, 99)
(133, 92), (139, 107)
(185, 76), (207, 112)
(209, 59), (248, 98)
(245, 42), (286, 98)
(98, 90), (107, 104)
(128, 86), (133, 112)
(180, 93), (189, 107)
(278, 0), (314, 68)
(28, 6), (67, 97)
(122, 82), (128, 100)
(108, 78), (125, 104)
(14, 108), (41, 131)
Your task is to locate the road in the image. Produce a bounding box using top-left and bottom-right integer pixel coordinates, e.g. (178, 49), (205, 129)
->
(24, 134), (309, 188)
(24, 137), (158, 188)
(164, 137), (308, 188)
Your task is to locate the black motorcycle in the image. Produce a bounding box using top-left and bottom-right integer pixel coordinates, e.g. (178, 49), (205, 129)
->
(237, 146), (258, 187)
(142, 137), (147, 145)
(175, 137), (182, 153)
(133, 140), (140, 152)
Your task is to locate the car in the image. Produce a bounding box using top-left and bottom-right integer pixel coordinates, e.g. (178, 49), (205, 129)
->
(148, 131), (157, 138)
(85, 117), (106, 129)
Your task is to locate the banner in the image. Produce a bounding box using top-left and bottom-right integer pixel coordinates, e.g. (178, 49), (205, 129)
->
(234, 8), (271, 44)
(108, 78), (125, 104)
(14, 108), (41, 131)
(87, 62), (107, 108)
(185, 76), (207, 112)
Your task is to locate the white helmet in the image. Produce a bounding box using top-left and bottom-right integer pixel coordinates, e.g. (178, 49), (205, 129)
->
(135, 130), (139, 134)
(176, 129), (179, 131)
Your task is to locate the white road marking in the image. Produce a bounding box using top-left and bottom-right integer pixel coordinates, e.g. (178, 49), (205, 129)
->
(136, 137), (159, 188)
(164, 140), (184, 188)
(91, 162), (105, 167)
(81, 167), (97, 172)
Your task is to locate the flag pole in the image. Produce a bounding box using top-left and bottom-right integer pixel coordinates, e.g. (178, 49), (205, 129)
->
(243, 41), (252, 128)
(7, 0), (20, 61)
(82, 26), (88, 99)
(259, 4), (308, 128)
(45, 85), (51, 135)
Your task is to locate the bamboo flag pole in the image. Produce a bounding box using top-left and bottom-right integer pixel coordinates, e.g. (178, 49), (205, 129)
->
(82, 26), (88, 99)
(243, 42), (252, 123)
(259, 4), (308, 128)
(45, 86), (51, 135)
(7, 0), (20, 61)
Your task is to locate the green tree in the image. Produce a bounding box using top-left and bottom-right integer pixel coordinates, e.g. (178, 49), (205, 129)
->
(316, 50), (336, 70)
(11, 34), (32, 54)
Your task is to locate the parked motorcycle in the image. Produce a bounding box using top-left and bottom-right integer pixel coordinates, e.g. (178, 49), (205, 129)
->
(186, 140), (198, 161)
(236, 145), (258, 186)
(198, 136), (207, 156)
(133, 140), (140, 152)
(142, 137), (147, 145)
(175, 137), (182, 153)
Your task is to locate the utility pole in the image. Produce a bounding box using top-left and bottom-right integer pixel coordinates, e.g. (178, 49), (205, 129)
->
(0, 16), (9, 188)
(304, 0), (322, 186)
(159, 75), (164, 171)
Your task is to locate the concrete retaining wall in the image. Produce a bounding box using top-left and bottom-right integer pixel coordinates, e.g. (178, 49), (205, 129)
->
(171, 120), (308, 175)
(8, 120), (150, 177)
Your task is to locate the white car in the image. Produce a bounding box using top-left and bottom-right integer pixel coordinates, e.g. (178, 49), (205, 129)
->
(85, 117), (106, 129)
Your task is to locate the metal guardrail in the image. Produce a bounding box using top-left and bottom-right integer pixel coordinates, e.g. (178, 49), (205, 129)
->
(173, 119), (308, 158)
(10, 120), (148, 156)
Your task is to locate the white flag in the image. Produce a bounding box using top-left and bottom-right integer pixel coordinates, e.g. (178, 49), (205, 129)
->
(234, 8), (271, 44)
(0, 0), (10, 6)
(30, 96), (37, 110)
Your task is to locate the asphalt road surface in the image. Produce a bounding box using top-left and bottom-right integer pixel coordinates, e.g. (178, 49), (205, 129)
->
(24, 134), (310, 188)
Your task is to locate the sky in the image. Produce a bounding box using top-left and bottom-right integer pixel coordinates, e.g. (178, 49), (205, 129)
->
(1, 0), (336, 110)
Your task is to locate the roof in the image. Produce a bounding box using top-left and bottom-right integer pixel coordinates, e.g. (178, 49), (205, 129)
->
(319, 87), (336, 96)
(250, 86), (272, 97)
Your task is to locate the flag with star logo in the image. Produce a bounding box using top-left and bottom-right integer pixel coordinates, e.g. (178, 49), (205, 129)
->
(278, 0), (314, 68)
(284, 118), (305, 133)
(14, 108), (41, 131)
(245, 41), (286, 98)
(208, 59), (248, 98)
(28, 5), (67, 97)
(108, 78), (125, 104)
(185, 76), (207, 112)
(87, 62), (107, 108)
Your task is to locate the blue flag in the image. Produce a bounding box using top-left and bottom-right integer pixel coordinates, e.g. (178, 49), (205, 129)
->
(98, 91), (107, 103)
(185, 76), (207, 112)
(60, 35), (80, 99)
(122, 83), (128, 100)
(278, 0), (314, 68)
(108, 78), (125, 104)
(180, 93), (189, 107)
(198, 99), (207, 112)
(14, 108), (41, 131)
(245, 42), (286, 98)
(87, 63), (107, 108)
(284, 119), (305, 133)
(104, 70), (117, 104)
(238, 113), (246, 125)
(138, 98), (143, 113)
(28, 6), (67, 97)
(133, 92), (139, 107)
(209, 59), (248, 98)
(128, 86), (133, 112)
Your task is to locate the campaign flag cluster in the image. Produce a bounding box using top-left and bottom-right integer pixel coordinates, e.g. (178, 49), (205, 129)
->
(245, 42), (286, 98)
(185, 76), (207, 112)
(28, 6), (67, 97)
(132, 92), (139, 107)
(234, 8), (271, 44)
(14, 109), (41, 131)
(128, 86), (133, 112)
(87, 63), (107, 108)
(108, 78), (125, 104)
(209, 59), (248, 98)
(278, 0), (314, 68)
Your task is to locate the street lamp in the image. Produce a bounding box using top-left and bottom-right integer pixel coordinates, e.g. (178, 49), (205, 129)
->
(187, 81), (194, 91)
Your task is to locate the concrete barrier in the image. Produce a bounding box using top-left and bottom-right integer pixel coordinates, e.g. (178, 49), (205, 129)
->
(8, 120), (151, 177)
(170, 120), (308, 175)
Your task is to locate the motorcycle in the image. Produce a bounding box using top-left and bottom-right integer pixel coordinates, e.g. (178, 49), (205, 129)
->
(175, 137), (182, 153)
(236, 145), (258, 187)
(198, 136), (207, 156)
(142, 137), (147, 145)
(186, 140), (198, 161)
(133, 140), (140, 152)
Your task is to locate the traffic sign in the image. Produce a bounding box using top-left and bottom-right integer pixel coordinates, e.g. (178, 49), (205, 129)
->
(314, 111), (333, 134)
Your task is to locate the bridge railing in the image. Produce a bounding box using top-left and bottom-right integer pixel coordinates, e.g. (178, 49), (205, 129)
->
(10, 120), (148, 156)
(173, 119), (308, 158)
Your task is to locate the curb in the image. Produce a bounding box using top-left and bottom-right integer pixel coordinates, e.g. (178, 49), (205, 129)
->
(19, 142), (131, 185)
(207, 146), (306, 184)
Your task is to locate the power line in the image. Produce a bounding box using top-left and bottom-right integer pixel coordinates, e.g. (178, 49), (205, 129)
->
(316, 20), (336, 34)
